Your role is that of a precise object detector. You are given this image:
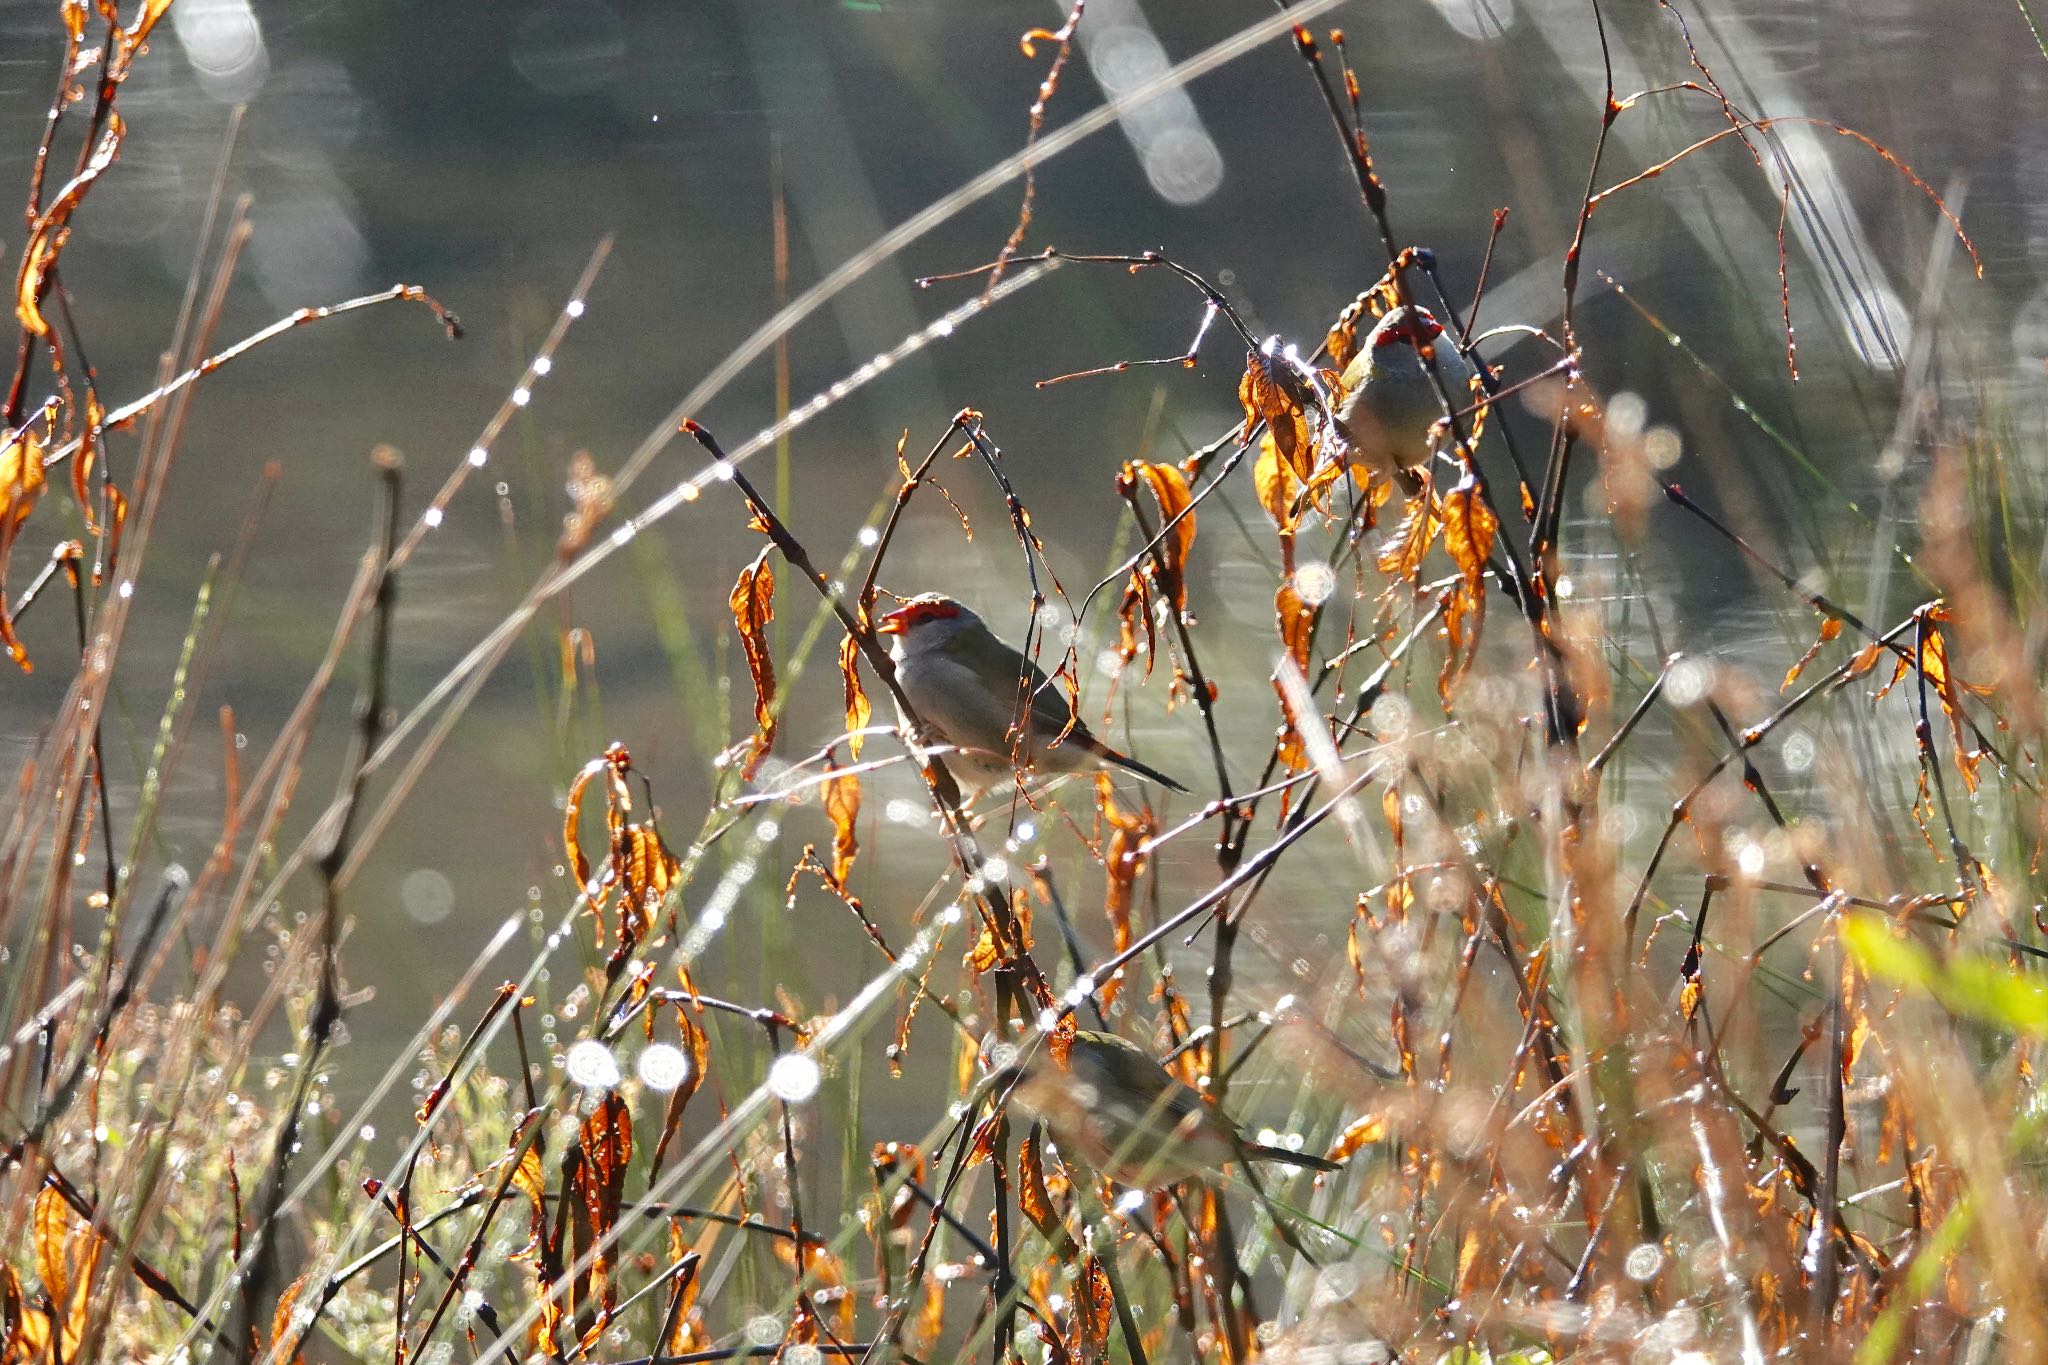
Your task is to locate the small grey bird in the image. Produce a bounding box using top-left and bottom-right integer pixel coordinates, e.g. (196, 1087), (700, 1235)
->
(1332, 304), (1475, 491)
(879, 594), (1187, 799)
(997, 1028), (1344, 1187)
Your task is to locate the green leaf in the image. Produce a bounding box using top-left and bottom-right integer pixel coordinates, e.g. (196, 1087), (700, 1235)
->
(1841, 914), (2048, 1037)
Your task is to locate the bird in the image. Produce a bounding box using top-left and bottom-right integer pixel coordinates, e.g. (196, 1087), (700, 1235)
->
(877, 594), (1188, 799)
(1331, 303), (1475, 493)
(991, 1027), (1343, 1187)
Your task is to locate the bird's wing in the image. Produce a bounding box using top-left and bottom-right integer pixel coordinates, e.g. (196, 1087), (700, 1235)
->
(938, 629), (1097, 745)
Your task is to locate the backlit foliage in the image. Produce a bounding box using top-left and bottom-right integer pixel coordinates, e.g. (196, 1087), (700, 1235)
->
(1, 2), (2040, 1364)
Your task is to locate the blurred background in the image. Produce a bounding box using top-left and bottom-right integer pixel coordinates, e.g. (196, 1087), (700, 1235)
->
(2, 0), (2042, 1130)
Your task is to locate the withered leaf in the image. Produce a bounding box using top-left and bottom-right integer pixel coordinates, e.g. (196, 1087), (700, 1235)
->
(1253, 432), (1301, 538)
(561, 746), (628, 905)
(1238, 349), (1313, 479)
(29, 1185), (100, 1364)
(1919, 611), (1981, 792)
(16, 116), (124, 339)
(822, 756), (860, 886)
(1275, 579), (1314, 678)
(1115, 571), (1155, 679)
(1046, 1010), (1076, 1070)
(1375, 488), (1442, 583)
(1017, 1130), (1073, 1254)
(1095, 776), (1153, 1009)
(575, 1093), (634, 1314)
(271, 1273), (311, 1365)
(965, 922), (1000, 975)
(729, 546), (778, 780)
(1076, 1256), (1113, 1359)
(839, 631), (871, 759)
(1781, 616), (1844, 691)
(0, 420), (49, 671)
(1116, 459), (1198, 614)
(71, 392), (105, 537)
(1438, 475), (1498, 703)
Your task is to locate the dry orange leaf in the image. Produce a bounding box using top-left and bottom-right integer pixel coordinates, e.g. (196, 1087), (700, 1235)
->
(0, 420), (48, 671)
(839, 631), (871, 759)
(1116, 459), (1198, 614)
(575, 1092), (634, 1315)
(270, 1273), (311, 1365)
(16, 117), (124, 339)
(1253, 430), (1302, 537)
(1238, 349), (1314, 479)
(1438, 475), (1498, 703)
(823, 757), (860, 885)
(729, 546), (777, 780)
(1781, 616), (1844, 691)
(25, 1186), (101, 1365)
(1375, 488), (1442, 583)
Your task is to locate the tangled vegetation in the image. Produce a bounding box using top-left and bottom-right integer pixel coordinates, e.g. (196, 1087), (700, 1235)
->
(2, 2), (2042, 1363)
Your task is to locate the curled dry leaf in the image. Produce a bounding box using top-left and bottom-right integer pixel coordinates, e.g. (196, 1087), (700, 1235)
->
(1375, 488), (1442, 584)
(822, 754), (860, 886)
(1116, 459), (1198, 614)
(508, 1145), (549, 1257)
(1095, 775), (1154, 1009)
(1253, 430), (1302, 539)
(729, 546), (777, 780)
(1018, 1128), (1076, 1256)
(649, 1003), (712, 1173)
(1074, 1256), (1114, 1361)
(1919, 607), (1984, 792)
(16, 115), (124, 339)
(22, 1185), (102, 1365)
(619, 821), (681, 939)
(1238, 349), (1314, 481)
(839, 631), (871, 759)
(562, 743), (672, 941)
(71, 392), (105, 536)
(270, 1273), (311, 1365)
(575, 1093), (634, 1315)
(1046, 1009), (1076, 1070)
(1325, 292), (1373, 371)
(1, 419), (49, 670)
(872, 1140), (927, 1232)
(1275, 579), (1314, 679)
(563, 745), (625, 894)
(1273, 580), (1317, 785)
(1438, 475), (1498, 704)
(1782, 616), (1844, 691)
(966, 921), (1001, 975)
(774, 1240), (855, 1341)
(1115, 570), (1155, 678)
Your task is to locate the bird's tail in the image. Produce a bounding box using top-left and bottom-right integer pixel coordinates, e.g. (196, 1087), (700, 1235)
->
(1070, 731), (1189, 792)
(1241, 1142), (1343, 1173)
(1105, 749), (1190, 794)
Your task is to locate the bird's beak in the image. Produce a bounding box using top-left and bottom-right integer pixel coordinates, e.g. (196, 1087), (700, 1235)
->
(877, 607), (912, 635)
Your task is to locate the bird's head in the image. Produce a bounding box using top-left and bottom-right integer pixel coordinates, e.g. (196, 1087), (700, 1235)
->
(1368, 304), (1446, 352)
(877, 593), (982, 654)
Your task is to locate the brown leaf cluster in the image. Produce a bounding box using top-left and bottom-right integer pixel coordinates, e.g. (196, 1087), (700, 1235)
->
(563, 743), (682, 943)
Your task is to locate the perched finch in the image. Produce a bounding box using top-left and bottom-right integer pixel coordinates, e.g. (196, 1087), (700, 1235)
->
(879, 594), (1187, 798)
(1332, 304), (1474, 492)
(991, 1028), (1343, 1187)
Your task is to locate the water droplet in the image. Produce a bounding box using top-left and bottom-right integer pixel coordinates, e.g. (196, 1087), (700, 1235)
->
(564, 1040), (621, 1089)
(767, 1052), (820, 1102)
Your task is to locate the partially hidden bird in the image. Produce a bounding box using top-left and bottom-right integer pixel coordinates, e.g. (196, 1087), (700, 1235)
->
(1331, 303), (1475, 493)
(878, 594), (1187, 799)
(993, 1028), (1343, 1187)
